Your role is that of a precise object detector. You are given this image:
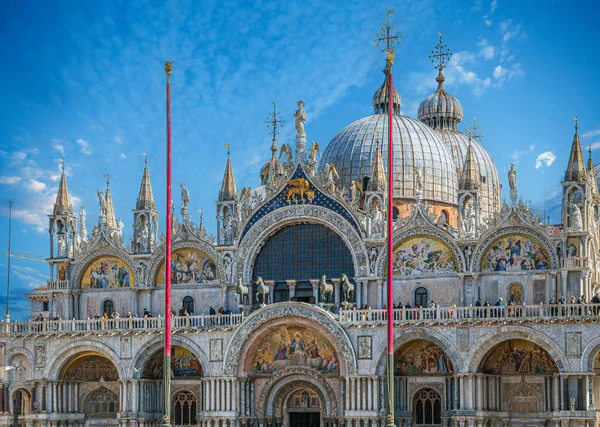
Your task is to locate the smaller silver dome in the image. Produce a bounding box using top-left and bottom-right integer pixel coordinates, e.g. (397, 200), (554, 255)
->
(260, 158), (285, 185)
(418, 71), (464, 131)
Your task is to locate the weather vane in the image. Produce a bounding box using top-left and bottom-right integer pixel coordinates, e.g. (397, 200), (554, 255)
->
(266, 102), (284, 142)
(224, 143), (231, 157)
(430, 32), (452, 72)
(60, 158), (65, 171)
(374, 10), (403, 70)
(466, 115), (484, 142)
(142, 152), (148, 163)
(573, 116), (578, 133)
(104, 174), (110, 187)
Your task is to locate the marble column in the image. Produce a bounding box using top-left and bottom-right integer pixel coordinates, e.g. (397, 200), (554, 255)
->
(376, 280), (383, 308)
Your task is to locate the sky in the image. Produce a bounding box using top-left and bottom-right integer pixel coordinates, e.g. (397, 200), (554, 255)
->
(1, 0), (600, 319)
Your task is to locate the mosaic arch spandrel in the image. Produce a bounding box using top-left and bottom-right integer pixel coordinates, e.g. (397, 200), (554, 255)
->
(81, 256), (134, 289)
(156, 248), (218, 285)
(482, 234), (550, 272)
(393, 236), (457, 275)
(250, 325), (339, 375)
(59, 353), (119, 381)
(143, 346), (203, 379)
(394, 340), (454, 375)
(479, 339), (558, 375)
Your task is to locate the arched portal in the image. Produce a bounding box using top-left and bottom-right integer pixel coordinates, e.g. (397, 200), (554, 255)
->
(172, 391), (197, 426)
(286, 389), (321, 427)
(12, 388), (31, 416)
(143, 346), (203, 379)
(413, 388), (441, 426)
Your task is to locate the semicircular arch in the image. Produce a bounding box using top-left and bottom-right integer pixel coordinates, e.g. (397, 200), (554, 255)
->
(44, 340), (124, 380)
(377, 229), (466, 276)
(464, 326), (568, 373)
(581, 336), (600, 373)
(3, 347), (34, 370)
(472, 226), (558, 272)
(223, 302), (357, 376)
(130, 335), (210, 377)
(73, 248), (137, 289)
(148, 240), (224, 287)
(372, 328), (463, 375)
(235, 205), (369, 283)
(257, 367), (338, 418)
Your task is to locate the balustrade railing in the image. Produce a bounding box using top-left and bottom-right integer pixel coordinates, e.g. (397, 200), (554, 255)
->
(5, 313), (244, 336)
(47, 280), (70, 290)
(339, 303), (600, 326)
(560, 257), (588, 268)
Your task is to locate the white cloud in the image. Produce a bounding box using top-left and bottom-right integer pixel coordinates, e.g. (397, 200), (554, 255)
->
(589, 141), (600, 150)
(535, 151), (557, 169)
(477, 39), (495, 60)
(76, 139), (92, 155)
(27, 180), (47, 192)
(52, 139), (64, 155)
(114, 136), (122, 144)
(510, 145), (535, 162)
(492, 63), (524, 87)
(490, 0), (498, 13)
(120, 153), (126, 159)
(582, 128), (600, 139)
(0, 176), (21, 185)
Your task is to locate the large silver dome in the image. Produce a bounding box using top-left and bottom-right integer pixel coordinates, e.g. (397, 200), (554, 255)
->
(320, 113), (458, 205)
(438, 129), (501, 218)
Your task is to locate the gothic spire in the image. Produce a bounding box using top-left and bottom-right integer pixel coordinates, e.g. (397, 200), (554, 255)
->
(219, 145), (238, 201)
(104, 175), (118, 229)
(565, 118), (587, 182)
(53, 162), (73, 216)
(459, 136), (480, 190)
(136, 155), (156, 210)
(587, 146), (594, 172)
(368, 135), (387, 191)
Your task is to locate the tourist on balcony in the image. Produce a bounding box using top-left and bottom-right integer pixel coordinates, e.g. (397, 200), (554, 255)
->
(591, 293), (600, 315)
(428, 300), (436, 319)
(570, 296), (577, 316)
(170, 308), (176, 317)
(143, 308), (150, 317)
(494, 298), (503, 317)
(126, 312), (133, 318)
(549, 297), (557, 316)
(577, 295), (585, 315)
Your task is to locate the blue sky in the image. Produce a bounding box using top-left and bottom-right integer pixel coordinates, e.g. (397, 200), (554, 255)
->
(1, 0), (599, 319)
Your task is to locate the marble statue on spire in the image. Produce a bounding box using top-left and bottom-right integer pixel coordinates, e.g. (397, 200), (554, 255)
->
(294, 100), (306, 137)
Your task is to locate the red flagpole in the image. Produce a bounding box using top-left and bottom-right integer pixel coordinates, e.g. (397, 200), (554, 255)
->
(163, 61), (173, 427)
(386, 57), (396, 427)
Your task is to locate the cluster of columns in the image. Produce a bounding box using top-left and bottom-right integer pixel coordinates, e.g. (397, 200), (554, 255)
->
(345, 376), (383, 412)
(202, 378), (237, 413)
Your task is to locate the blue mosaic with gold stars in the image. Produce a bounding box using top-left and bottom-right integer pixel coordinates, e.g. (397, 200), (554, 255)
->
(240, 165), (360, 241)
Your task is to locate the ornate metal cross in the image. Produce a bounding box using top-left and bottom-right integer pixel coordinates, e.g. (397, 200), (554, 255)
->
(466, 115), (484, 142)
(374, 10), (403, 68)
(266, 102), (284, 142)
(429, 32), (452, 72)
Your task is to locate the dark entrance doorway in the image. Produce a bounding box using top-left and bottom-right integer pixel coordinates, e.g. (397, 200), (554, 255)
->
(289, 412), (320, 427)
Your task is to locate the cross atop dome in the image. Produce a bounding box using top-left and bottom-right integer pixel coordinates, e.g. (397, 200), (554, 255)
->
(374, 10), (403, 73)
(430, 32), (452, 73)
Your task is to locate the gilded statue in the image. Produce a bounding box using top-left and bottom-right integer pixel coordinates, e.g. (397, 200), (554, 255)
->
(286, 178), (314, 203)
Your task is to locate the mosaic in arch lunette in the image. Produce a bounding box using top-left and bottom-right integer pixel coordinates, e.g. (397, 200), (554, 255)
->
(82, 256), (134, 288)
(394, 340), (454, 375)
(479, 339), (558, 375)
(482, 234), (550, 272)
(250, 326), (339, 375)
(60, 354), (119, 381)
(393, 236), (457, 275)
(156, 248), (218, 285)
(143, 346), (203, 379)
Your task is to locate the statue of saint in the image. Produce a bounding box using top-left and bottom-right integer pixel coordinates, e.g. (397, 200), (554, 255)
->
(570, 203), (582, 229)
(370, 202), (383, 236)
(180, 183), (190, 210)
(413, 166), (424, 194)
(508, 164), (517, 192)
(97, 191), (107, 217)
(294, 100), (306, 137)
(463, 202), (476, 235)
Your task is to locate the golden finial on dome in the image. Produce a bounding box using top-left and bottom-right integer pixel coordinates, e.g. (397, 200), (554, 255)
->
(164, 61), (174, 77)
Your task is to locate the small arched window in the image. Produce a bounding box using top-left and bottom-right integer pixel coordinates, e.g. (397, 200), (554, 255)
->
(84, 387), (119, 416)
(414, 287), (428, 308)
(393, 207), (399, 220)
(414, 388), (441, 425)
(182, 296), (194, 314)
(173, 391), (197, 425)
(103, 300), (114, 316)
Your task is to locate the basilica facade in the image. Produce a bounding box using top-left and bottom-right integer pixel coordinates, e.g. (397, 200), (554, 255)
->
(1, 41), (600, 427)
